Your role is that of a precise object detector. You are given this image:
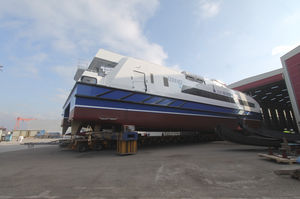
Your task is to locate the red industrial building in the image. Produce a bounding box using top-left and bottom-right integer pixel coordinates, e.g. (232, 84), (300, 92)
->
(229, 45), (300, 132)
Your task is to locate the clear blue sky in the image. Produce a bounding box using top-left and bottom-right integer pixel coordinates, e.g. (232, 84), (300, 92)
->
(0, 0), (300, 129)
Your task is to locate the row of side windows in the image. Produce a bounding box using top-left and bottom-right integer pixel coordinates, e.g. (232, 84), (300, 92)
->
(148, 73), (255, 108)
(239, 99), (255, 108)
(182, 86), (255, 108)
(149, 73), (169, 87)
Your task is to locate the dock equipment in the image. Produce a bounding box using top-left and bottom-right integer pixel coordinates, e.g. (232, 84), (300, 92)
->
(22, 129), (218, 155)
(117, 131), (138, 155)
(257, 138), (300, 164)
(274, 169), (300, 180)
(258, 153), (298, 164)
(62, 131), (118, 152)
(14, 117), (36, 130)
(58, 125), (138, 154)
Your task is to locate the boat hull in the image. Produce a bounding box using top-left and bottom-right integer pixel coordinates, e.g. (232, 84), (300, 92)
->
(63, 83), (262, 132)
(71, 106), (260, 131)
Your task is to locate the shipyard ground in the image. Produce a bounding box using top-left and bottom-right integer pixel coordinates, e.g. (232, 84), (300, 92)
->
(0, 141), (299, 199)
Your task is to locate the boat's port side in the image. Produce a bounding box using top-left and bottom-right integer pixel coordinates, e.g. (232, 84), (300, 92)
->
(72, 82), (261, 120)
(61, 82), (261, 134)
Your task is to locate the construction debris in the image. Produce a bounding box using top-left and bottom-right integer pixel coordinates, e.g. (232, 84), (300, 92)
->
(258, 153), (298, 164)
(274, 169), (300, 180)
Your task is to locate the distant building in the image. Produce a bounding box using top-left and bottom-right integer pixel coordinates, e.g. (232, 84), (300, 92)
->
(0, 127), (6, 135)
(25, 119), (62, 133)
(11, 119), (62, 138)
(12, 130), (40, 138)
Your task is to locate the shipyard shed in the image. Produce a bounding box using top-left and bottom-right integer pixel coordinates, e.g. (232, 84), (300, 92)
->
(229, 45), (300, 132)
(11, 119), (62, 138)
(12, 130), (40, 138)
(26, 119), (62, 133)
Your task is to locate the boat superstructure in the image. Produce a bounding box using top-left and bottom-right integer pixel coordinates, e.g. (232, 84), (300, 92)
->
(62, 49), (262, 134)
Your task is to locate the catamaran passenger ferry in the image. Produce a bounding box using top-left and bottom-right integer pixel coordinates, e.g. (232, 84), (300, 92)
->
(62, 49), (261, 134)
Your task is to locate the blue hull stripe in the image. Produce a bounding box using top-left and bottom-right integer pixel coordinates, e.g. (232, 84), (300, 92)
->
(75, 97), (260, 121)
(64, 83), (261, 121)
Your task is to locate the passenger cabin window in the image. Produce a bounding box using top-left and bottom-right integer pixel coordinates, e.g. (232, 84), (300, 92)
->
(239, 99), (255, 108)
(81, 76), (97, 84)
(183, 72), (205, 84)
(150, 73), (154, 83)
(163, 77), (169, 87)
(186, 75), (204, 84)
(182, 86), (235, 104)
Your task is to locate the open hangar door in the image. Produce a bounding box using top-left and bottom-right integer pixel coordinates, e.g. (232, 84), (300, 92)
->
(229, 69), (298, 132)
(281, 45), (300, 133)
(242, 79), (297, 131)
(230, 45), (300, 133)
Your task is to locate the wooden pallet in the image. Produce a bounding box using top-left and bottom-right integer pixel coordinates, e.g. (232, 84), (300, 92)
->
(258, 153), (298, 164)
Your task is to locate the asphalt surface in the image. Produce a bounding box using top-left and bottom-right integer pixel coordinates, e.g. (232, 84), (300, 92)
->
(0, 141), (299, 199)
(0, 145), (49, 153)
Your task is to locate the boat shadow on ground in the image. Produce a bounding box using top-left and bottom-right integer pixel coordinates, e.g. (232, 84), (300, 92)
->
(223, 148), (269, 153)
(138, 140), (213, 150)
(57, 141), (215, 158)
